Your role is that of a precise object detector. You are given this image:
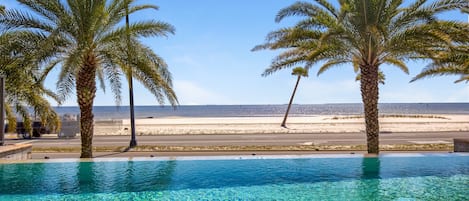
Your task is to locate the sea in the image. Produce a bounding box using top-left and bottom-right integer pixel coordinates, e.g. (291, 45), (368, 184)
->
(53, 103), (469, 120)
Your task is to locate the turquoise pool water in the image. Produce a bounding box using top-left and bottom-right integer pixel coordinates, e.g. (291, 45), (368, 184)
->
(0, 154), (468, 200)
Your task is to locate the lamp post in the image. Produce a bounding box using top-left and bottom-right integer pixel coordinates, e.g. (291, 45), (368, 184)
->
(126, 6), (137, 148)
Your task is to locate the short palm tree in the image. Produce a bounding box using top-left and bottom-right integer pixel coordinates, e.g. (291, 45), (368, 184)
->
(281, 67), (308, 128)
(0, 31), (61, 136)
(255, 0), (468, 153)
(1, 0), (178, 158)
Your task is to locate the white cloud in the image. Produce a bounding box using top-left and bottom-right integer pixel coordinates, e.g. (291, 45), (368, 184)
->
(174, 80), (232, 105)
(446, 85), (469, 102)
(294, 78), (362, 103)
(380, 89), (437, 103)
(172, 55), (203, 68)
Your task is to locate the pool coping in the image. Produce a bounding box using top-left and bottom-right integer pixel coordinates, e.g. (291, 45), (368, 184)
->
(1, 153), (468, 164)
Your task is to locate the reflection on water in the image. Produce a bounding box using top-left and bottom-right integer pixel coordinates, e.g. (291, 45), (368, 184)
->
(0, 160), (178, 195)
(359, 157), (382, 200)
(0, 155), (468, 198)
(74, 160), (178, 194)
(361, 157), (381, 179)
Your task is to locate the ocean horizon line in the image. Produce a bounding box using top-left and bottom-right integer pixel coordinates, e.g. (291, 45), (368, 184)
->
(53, 102), (469, 108)
(49, 103), (469, 120)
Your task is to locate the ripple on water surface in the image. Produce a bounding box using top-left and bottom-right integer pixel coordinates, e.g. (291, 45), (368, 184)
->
(0, 154), (468, 200)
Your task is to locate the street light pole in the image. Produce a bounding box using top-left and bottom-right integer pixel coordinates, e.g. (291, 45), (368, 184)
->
(126, 6), (137, 148)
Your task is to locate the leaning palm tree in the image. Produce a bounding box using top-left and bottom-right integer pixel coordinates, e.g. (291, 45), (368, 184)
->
(1, 0), (178, 158)
(281, 67), (308, 128)
(255, 0), (468, 153)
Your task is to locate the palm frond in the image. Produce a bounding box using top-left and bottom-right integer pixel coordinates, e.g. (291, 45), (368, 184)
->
(411, 64), (467, 82)
(383, 57), (409, 74)
(454, 75), (469, 83)
(56, 63), (76, 103)
(4, 104), (17, 133)
(0, 9), (55, 32)
(99, 21), (175, 44)
(276, 2), (333, 23)
(314, 0), (338, 18)
(317, 59), (348, 76)
(15, 105), (33, 135)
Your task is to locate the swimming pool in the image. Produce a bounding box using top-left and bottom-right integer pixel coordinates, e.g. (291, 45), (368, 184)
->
(0, 154), (468, 200)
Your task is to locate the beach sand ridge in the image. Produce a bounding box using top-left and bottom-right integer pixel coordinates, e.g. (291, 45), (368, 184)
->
(92, 114), (469, 135)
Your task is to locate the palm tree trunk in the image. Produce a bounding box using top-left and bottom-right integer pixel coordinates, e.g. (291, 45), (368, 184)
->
(5, 104), (17, 133)
(77, 54), (97, 158)
(360, 65), (380, 154)
(281, 76), (301, 128)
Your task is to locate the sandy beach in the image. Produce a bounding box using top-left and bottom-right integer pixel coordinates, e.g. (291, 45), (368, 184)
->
(93, 114), (469, 135)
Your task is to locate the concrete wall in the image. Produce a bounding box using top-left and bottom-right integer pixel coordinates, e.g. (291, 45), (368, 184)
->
(59, 121), (80, 138)
(454, 139), (469, 152)
(0, 144), (32, 160)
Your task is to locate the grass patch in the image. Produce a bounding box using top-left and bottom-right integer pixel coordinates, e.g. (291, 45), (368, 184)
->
(327, 114), (449, 120)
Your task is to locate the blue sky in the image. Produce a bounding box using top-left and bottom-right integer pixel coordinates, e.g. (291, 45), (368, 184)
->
(4, 0), (469, 106)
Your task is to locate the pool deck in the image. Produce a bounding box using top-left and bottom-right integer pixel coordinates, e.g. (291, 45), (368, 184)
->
(30, 150), (452, 160)
(0, 144), (32, 160)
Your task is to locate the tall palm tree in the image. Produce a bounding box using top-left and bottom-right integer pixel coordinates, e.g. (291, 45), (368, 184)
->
(254, 0), (468, 153)
(281, 67), (308, 128)
(1, 0), (178, 158)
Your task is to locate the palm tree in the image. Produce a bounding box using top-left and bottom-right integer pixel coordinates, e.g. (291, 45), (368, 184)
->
(1, 0), (178, 158)
(254, 0), (468, 154)
(0, 31), (61, 137)
(411, 44), (469, 83)
(411, 9), (469, 83)
(356, 71), (386, 85)
(281, 67), (308, 128)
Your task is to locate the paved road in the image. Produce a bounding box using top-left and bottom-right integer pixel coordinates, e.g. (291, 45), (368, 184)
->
(6, 131), (468, 147)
